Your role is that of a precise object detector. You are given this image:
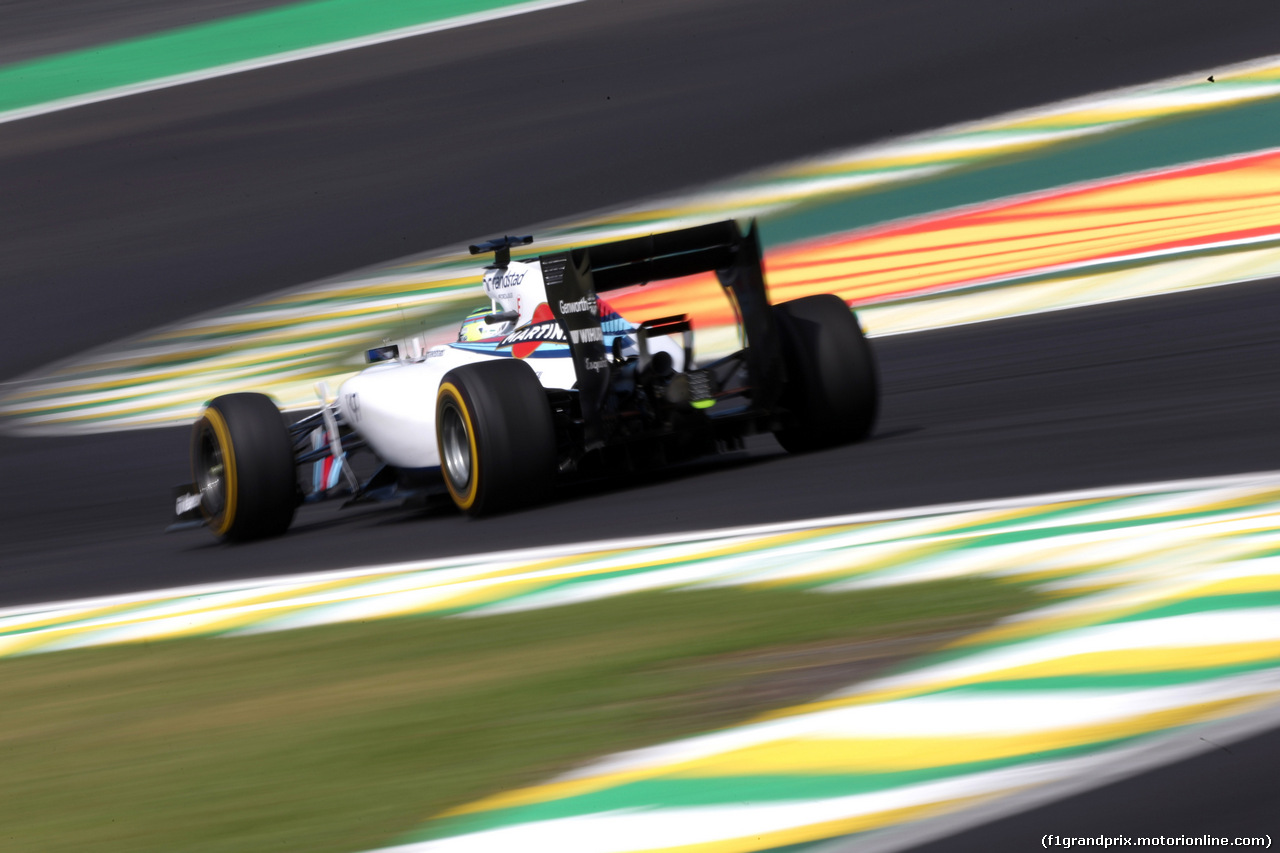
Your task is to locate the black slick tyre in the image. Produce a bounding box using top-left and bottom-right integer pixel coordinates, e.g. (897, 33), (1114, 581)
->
(191, 392), (297, 541)
(436, 359), (556, 516)
(772, 294), (879, 452)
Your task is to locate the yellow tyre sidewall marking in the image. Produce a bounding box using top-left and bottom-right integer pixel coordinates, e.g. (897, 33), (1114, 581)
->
(201, 405), (238, 537)
(437, 381), (480, 511)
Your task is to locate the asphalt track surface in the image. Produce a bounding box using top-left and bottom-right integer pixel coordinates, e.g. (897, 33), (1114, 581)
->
(8, 0), (1280, 379)
(2, 0), (1280, 844)
(4, 276), (1279, 607)
(903, 718), (1280, 853)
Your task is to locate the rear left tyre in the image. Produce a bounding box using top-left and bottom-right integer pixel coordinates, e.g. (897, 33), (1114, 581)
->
(436, 359), (556, 516)
(191, 392), (297, 541)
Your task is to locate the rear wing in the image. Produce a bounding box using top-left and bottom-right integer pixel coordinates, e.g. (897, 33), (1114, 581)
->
(539, 219), (784, 449)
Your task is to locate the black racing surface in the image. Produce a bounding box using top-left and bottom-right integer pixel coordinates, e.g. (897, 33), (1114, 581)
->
(3, 278), (1277, 605)
(2, 0), (1279, 841)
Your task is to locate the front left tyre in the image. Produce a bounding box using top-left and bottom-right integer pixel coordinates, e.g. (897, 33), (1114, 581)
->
(191, 392), (297, 541)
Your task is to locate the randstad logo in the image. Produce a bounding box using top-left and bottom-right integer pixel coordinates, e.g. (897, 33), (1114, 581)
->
(485, 269), (527, 290)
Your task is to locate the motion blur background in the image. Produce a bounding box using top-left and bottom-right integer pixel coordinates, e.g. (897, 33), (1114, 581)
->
(2, 1), (1279, 851)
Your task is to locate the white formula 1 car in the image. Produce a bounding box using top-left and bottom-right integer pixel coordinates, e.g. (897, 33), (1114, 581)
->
(175, 220), (878, 540)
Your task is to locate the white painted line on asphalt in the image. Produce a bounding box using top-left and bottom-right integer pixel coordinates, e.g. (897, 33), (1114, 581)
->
(0, 0), (589, 126)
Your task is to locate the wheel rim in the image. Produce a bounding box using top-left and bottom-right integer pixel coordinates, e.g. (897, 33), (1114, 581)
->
(195, 422), (226, 517)
(441, 402), (473, 493)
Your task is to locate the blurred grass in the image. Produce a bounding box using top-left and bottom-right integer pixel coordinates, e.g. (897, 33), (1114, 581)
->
(0, 579), (1038, 853)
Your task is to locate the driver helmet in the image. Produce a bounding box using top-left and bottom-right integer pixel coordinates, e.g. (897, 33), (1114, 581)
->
(458, 306), (513, 342)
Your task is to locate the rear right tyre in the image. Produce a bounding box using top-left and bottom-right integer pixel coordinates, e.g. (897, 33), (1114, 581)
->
(772, 294), (879, 453)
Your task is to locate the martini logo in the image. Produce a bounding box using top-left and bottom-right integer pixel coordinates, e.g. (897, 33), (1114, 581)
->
(499, 304), (567, 358)
(499, 321), (566, 347)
